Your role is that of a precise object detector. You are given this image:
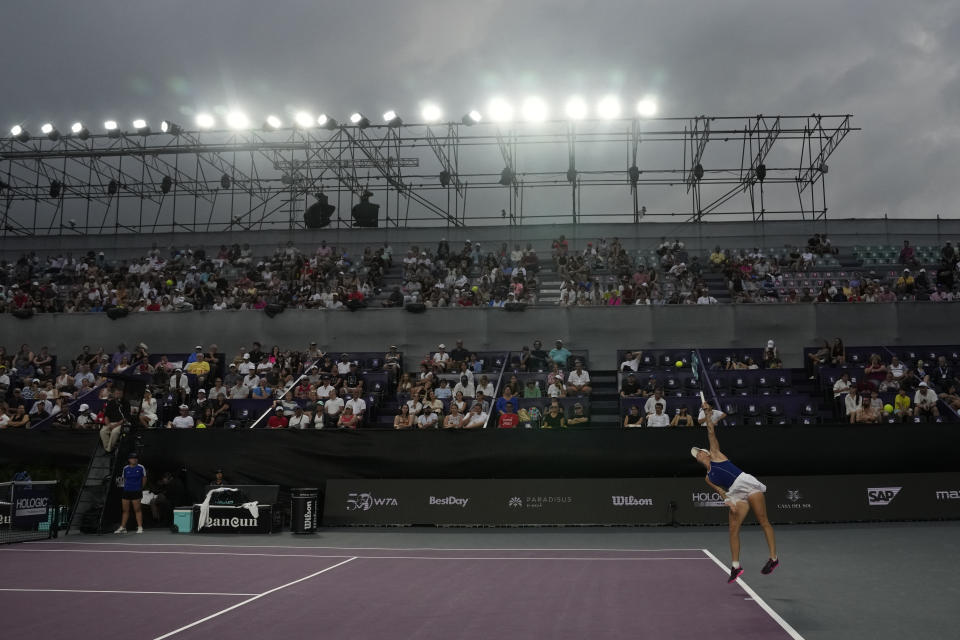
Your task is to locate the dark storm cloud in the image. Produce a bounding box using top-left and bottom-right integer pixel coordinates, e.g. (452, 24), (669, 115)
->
(2, 0), (958, 219)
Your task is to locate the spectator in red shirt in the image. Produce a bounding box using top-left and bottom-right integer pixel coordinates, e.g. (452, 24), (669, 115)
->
(267, 407), (288, 429)
(498, 402), (520, 428)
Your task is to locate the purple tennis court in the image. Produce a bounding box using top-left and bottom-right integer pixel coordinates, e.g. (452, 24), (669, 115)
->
(0, 540), (800, 640)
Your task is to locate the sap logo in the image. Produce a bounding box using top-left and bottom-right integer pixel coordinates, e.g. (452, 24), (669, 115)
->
(935, 490), (960, 501)
(507, 497), (523, 508)
(867, 487), (902, 506)
(346, 492), (398, 511)
(611, 496), (653, 507)
(429, 496), (469, 508)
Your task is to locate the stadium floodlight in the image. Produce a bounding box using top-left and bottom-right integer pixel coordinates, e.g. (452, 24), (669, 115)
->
(71, 122), (90, 140)
(317, 113), (338, 129)
(462, 110), (482, 125)
(226, 111), (250, 129)
(597, 95), (621, 119)
(487, 98), (513, 123)
(41, 123), (61, 141)
(160, 120), (182, 135)
(132, 119), (150, 135)
(10, 125), (30, 142)
(104, 120), (122, 138)
(521, 97), (549, 123)
(294, 111), (314, 128)
(195, 113), (215, 129)
(264, 115), (283, 130)
(350, 112), (371, 129)
(565, 96), (588, 120)
(636, 97), (658, 118)
(421, 103), (442, 123)
(383, 110), (403, 126)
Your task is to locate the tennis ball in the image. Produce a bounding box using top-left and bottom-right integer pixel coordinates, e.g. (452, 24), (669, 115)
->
(165, 279), (174, 286)
(883, 404), (893, 414)
(471, 285), (479, 293)
(675, 360), (684, 368)
(196, 422), (207, 429)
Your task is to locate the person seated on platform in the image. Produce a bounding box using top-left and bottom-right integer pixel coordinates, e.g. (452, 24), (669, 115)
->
(185, 353), (211, 388)
(640, 374), (659, 397)
(251, 379), (273, 400)
(266, 406), (288, 429)
(528, 339), (549, 371)
(229, 378), (250, 399)
(449, 340), (470, 369)
(888, 356), (906, 380)
(343, 363), (364, 398)
(346, 394), (368, 425)
(405, 390), (425, 416)
(893, 387), (913, 422)
(210, 394), (231, 428)
(323, 388), (345, 427)
(461, 403), (488, 429)
(316, 375), (337, 400)
(497, 402), (520, 428)
(416, 404), (439, 429)
(410, 363), (434, 397)
(169, 368), (191, 405)
(138, 389), (158, 428)
(623, 404), (643, 428)
(548, 340), (572, 368)
(452, 375), (475, 399)
(449, 391), (467, 415)
(384, 345), (402, 376)
(432, 344), (450, 371)
(476, 374), (495, 398)
(540, 403), (566, 429)
(938, 384), (960, 411)
(878, 372), (899, 393)
(620, 350), (642, 372)
(443, 402), (464, 429)
(394, 404), (415, 430)
(338, 406), (359, 429)
(435, 379), (452, 400)
(914, 382), (940, 421)
(6, 405), (30, 429)
(644, 388), (668, 416)
(851, 397), (880, 424)
(28, 391), (53, 422)
(287, 405), (310, 429)
(645, 402), (671, 427)
(566, 361), (592, 396)
(167, 404), (195, 429)
(567, 402), (590, 427)
(671, 406), (695, 427)
(473, 390), (491, 414)
(523, 378), (542, 398)
(100, 388), (127, 450)
(546, 376), (566, 398)
(495, 387), (518, 415)
(620, 373), (641, 398)
(208, 378), (229, 401)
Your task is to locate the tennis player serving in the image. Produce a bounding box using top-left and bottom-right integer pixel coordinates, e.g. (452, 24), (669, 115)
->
(694, 400), (778, 582)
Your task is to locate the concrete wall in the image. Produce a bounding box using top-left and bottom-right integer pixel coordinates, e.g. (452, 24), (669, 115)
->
(4, 303), (959, 370)
(4, 217), (960, 261)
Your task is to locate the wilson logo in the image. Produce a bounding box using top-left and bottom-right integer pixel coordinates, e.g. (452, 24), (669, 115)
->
(611, 496), (653, 507)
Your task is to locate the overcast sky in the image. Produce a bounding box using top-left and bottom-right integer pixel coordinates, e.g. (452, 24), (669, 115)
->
(4, 0), (959, 222)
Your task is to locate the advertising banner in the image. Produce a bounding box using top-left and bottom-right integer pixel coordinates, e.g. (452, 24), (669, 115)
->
(11, 481), (56, 528)
(193, 505), (274, 534)
(324, 473), (960, 526)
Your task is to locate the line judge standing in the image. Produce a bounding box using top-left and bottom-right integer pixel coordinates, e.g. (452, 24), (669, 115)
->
(115, 451), (146, 534)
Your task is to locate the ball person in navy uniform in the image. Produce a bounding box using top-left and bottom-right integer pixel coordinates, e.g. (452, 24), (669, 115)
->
(693, 401), (778, 582)
(115, 452), (146, 534)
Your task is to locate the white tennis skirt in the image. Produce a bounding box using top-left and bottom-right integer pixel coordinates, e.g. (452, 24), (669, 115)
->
(725, 472), (767, 504)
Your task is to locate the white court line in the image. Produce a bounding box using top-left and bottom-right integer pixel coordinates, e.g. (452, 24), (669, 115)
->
(31, 541), (703, 552)
(701, 549), (805, 640)
(0, 548), (709, 561)
(0, 588), (257, 596)
(152, 556), (356, 640)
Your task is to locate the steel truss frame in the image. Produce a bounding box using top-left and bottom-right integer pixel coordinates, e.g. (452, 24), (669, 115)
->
(0, 114), (856, 236)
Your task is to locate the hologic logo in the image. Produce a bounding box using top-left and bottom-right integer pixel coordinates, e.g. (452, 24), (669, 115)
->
(204, 516), (258, 528)
(691, 491), (726, 508)
(346, 492), (399, 511)
(15, 496), (49, 516)
(611, 496), (654, 507)
(429, 496), (470, 508)
(867, 487), (902, 506)
(935, 490), (960, 500)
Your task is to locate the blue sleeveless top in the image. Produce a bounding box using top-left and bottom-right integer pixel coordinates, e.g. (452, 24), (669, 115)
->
(707, 459), (743, 490)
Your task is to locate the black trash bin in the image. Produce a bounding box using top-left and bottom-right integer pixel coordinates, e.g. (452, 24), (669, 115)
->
(290, 488), (319, 534)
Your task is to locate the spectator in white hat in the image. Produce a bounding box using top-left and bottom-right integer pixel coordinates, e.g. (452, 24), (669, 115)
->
(433, 344), (450, 371)
(167, 405), (195, 429)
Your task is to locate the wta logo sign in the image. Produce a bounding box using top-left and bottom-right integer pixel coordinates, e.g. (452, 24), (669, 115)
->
(346, 492), (398, 511)
(867, 487), (901, 506)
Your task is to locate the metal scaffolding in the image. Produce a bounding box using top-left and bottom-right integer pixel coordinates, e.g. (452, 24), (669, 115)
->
(0, 114), (856, 236)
